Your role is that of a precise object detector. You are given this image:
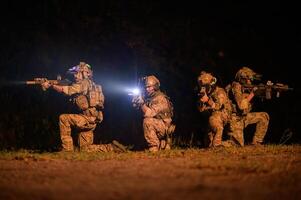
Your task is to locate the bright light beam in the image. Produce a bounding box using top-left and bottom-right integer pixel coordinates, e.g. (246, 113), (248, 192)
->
(127, 87), (141, 96)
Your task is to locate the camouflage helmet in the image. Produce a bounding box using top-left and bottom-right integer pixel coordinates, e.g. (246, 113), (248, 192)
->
(79, 62), (92, 72)
(235, 66), (261, 81)
(68, 62), (93, 78)
(198, 71), (217, 86)
(144, 75), (160, 90)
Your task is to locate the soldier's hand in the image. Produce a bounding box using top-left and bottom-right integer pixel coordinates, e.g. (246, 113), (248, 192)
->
(252, 86), (258, 93)
(251, 86), (259, 96)
(207, 98), (215, 107)
(132, 95), (144, 107)
(200, 94), (209, 103)
(41, 81), (51, 91)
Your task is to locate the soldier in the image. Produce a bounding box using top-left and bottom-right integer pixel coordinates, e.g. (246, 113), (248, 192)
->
(132, 75), (175, 152)
(41, 62), (127, 152)
(197, 71), (233, 147)
(227, 66), (269, 146)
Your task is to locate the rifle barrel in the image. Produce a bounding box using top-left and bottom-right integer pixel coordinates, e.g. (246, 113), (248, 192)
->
(26, 81), (37, 84)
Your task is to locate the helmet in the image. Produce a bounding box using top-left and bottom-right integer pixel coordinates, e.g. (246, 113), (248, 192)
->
(79, 62), (92, 74)
(68, 62), (93, 78)
(235, 67), (261, 82)
(198, 71), (217, 86)
(144, 75), (160, 90)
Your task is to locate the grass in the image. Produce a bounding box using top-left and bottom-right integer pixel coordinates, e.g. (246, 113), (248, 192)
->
(0, 144), (300, 162)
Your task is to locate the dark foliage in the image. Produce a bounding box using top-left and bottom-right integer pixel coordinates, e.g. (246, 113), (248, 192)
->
(0, 1), (300, 150)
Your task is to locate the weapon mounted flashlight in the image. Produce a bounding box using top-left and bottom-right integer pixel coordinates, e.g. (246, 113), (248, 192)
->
(128, 88), (141, 96)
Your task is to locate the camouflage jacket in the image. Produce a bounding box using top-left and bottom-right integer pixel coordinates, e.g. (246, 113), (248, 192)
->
(62, 78), (90, 96)
(144, 91), (173, 124)
(198, 86), (232, 118)
(61, 78), (104, 121)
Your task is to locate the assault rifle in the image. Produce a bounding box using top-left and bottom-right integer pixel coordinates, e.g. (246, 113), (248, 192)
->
(26, 75), (71, 90)
(197, 86), (211, 110)
(129, 77), (146, 108)
(242, 80), (293, 99)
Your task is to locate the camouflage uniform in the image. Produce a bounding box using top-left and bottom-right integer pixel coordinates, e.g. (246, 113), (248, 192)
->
(198, 72), (233, 147)
(59, 78), (120, 152)
(228, 67), (269, 146)
(143, 91), (173, 151)
(43, 62), (126, 153)
(133, 75), (174, 152)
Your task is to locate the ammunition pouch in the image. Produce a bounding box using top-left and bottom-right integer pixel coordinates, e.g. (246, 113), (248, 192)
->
(88, 81), (104, 109)
(75, 95), (89, 111)
(83, 108), (103, 124)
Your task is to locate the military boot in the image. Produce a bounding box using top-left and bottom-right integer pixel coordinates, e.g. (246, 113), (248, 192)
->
(148, 146), (159, 152)
(112, 140), (128, 153)
(250, 141), (264, 147)
(221, 140), (239, 148)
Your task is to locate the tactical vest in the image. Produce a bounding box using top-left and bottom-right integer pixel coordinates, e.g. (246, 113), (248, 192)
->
(146, 91), (174, 120)
(87, 80), (104, 109)
(75, 79), (104, 111)
(225, 82), (251, 115)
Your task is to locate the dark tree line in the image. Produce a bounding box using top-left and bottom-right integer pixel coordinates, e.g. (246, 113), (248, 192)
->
(0, 1), (299, 150)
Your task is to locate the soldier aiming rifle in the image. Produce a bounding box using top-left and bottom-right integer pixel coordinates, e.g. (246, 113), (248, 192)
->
(241, 80), (293, 100)
(227, 66), (293, 146)
(131, 75), (175, 152)
(26, 76), (72, 90)
(27, 62), (127, 153)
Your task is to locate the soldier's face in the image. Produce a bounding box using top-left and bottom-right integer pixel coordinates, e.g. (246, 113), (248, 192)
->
(246, 79), (252, 85)
(74, 72), (83, 82)
(240, 78), (251, 85)
(145, 85), (155, 95)
(82, 71), (89, 79)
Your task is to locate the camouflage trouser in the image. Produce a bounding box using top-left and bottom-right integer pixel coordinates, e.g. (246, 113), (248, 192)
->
(208, 111), (230, 147)
(143, 117), (170, 152)
(59, 114), (114, 152)
(229, 112), (270, 146)
(78, 131), (116, 152)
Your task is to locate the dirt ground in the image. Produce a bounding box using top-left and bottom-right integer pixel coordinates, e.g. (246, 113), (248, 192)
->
(0, 145), (301, 200)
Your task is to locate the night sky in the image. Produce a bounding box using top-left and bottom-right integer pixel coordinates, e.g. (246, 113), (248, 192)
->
(0, 1), (300, 150)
